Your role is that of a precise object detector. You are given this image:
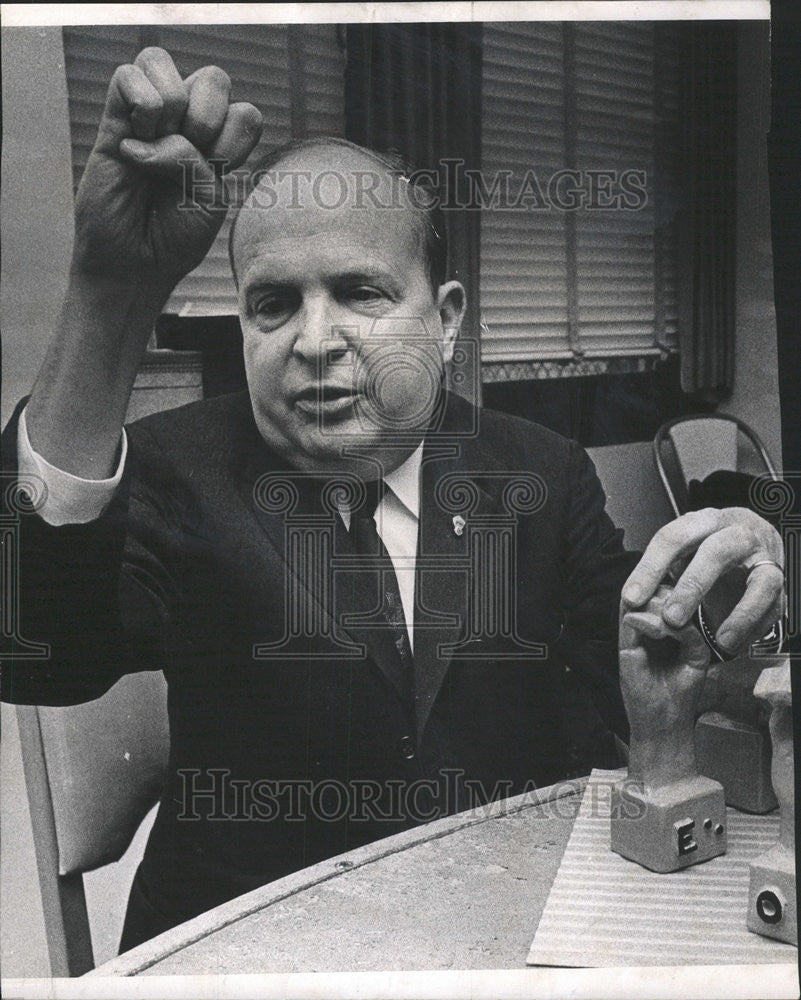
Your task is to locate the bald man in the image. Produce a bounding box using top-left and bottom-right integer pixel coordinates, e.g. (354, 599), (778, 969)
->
(3, 49), (785, 952)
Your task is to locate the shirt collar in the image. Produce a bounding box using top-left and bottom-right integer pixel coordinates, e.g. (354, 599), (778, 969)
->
(383, 442), (423, 520)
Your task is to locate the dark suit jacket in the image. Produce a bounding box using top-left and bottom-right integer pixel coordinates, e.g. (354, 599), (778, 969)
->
(2, 390), (637, 932)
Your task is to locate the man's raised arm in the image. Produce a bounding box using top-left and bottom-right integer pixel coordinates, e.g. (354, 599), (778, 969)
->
(23, 47), (262, 480)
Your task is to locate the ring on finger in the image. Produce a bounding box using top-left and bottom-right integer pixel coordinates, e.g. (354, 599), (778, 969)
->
(748, 559), (784, 574)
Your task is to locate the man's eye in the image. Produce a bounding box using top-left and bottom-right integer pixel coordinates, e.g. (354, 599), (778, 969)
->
(256, 296), (290, 316)
(347, 286), (385, 303)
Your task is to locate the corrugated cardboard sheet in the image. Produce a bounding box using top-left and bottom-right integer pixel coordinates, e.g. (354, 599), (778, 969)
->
(528, 769), (795, 966)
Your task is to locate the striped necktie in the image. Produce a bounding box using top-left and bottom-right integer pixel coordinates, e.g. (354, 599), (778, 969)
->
(348, 479), (414, 695)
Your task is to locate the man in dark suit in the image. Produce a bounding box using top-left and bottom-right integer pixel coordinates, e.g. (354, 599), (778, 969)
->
(2, 48), (785, 952)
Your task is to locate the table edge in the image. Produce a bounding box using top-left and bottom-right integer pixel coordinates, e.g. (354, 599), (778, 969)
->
(87, 777), (587, 977)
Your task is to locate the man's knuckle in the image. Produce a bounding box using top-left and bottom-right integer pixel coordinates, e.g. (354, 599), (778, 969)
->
(133, 91), (164, 115)
(676, 574), (705, 598)
(200, 65), (231, 90)
(241, 102), (263, 125)
(743, 524), (763, 550)
(695, 507), (722, 529)
(162, 85), (189, 112)
(767, 527), (784, 559)
(187, 117), (216, 143)
(723, 526), (751, 561)
(697, 529), (725, 557)
(721, 505), (753, 527)
(658, 509), (711, 546)
(655, 520), (683, 545)
(136, 46), (171, 66)
(234, 103), (264, 137)
(114, 62), (137, 82)
(630, 556), (660, 580)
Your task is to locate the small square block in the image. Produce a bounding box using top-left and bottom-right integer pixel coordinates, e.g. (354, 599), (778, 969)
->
(747, 845), (797, 946)
(611, 775), (727, 873)
(695, 712), (777, 813)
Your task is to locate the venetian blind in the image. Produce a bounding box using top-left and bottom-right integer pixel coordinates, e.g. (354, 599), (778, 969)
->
(62, 24), (345, 316)
(480, 22), (681, 370)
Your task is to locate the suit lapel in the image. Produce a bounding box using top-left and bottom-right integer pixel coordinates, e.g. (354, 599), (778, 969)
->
(413, 437), (496, 743)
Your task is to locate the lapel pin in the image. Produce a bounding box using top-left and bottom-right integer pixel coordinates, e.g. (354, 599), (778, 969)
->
(453, 515), (466, 536)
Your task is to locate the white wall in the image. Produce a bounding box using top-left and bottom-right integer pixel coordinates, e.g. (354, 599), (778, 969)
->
(587, 441), (673, 553)
(1, 27), (73, 978)
(1, 27), (75, 428)
(724, 22), (782, 467)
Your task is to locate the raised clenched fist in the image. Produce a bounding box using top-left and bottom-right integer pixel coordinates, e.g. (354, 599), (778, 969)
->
(73, 47), (263, 293)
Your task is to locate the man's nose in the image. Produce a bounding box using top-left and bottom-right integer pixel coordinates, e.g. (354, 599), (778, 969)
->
(291, 297), (351, 365)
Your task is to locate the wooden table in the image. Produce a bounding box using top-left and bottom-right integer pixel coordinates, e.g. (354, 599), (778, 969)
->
(89, 779), (584, 976)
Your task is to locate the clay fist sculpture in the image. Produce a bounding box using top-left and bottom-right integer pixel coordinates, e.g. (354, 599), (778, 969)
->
(611, 586), (727, 872)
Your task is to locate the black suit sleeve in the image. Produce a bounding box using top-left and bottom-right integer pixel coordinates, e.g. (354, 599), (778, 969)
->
(1, 399), (179, 706)
(557, 440), (641, 742)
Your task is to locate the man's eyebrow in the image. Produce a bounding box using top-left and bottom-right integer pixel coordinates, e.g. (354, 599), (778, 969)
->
(242, 277), (292, 296)
(243, 268), (401, 291)
(334, 269), (397, 286)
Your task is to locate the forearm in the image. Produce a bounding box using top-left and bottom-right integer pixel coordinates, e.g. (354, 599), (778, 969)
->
(627, 727), (698, 790)
(25, 269), (170, 479)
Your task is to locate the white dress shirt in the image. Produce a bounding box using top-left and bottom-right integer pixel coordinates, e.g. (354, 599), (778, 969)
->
(17, 406), (422, 649)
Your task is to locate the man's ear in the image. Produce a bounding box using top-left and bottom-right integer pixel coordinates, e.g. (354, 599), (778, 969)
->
(436, 281), (466, 363)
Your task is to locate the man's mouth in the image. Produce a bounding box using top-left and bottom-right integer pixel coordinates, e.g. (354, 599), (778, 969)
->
(292, 385), (362, 416)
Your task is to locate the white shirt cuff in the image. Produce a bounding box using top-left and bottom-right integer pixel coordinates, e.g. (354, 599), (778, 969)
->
(17, 405), (128, 526)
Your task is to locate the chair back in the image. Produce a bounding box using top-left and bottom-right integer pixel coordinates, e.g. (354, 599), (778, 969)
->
(16, 671), (169, 974)
(586, 440), (674, 553)
(653, 413), (779, 516)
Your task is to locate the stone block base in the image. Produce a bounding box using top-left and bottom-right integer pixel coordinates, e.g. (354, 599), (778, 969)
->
(747, 845), (797, 946)
(611, 775), (727, 873)
(695, 711), (776, 813)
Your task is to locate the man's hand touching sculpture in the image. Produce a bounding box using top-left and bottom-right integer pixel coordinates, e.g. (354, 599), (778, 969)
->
(622, 506), (785, 659)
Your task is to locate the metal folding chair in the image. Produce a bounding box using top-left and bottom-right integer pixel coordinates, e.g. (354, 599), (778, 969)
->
(653, 413), (779, 517)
